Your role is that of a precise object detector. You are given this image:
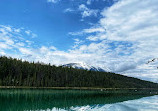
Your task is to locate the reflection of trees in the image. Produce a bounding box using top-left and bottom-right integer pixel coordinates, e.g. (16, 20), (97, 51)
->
(0, 89), (157, 111)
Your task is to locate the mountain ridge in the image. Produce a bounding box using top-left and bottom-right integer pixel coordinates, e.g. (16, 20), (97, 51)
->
(61, 63), (108, 72)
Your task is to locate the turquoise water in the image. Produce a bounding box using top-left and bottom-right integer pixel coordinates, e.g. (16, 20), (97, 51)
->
(0, 89), (158, 111)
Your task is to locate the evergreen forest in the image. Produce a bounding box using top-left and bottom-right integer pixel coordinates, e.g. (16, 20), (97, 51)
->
(0, 56), (158, 88)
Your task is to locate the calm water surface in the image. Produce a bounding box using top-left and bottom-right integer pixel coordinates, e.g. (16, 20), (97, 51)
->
(0, 89), (158, 111)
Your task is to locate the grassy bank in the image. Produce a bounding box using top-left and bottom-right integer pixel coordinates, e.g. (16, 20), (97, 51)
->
(0, 86), (158, 90)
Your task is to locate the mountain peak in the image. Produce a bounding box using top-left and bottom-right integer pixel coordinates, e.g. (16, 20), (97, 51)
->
(62, 62), (108, 72)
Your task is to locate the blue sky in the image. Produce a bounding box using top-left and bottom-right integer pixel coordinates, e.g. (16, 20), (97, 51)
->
(0, 0), (158, 82)
(0, 0), (114, 50)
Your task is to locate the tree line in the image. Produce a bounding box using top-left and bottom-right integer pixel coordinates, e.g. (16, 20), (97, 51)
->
(0, 56), (157, 88)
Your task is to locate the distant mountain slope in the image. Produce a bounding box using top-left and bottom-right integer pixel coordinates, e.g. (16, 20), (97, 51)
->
(0, 56), (158, 88)
(62, 63), (108, 72)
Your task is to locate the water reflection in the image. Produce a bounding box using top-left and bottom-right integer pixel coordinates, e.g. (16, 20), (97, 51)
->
(0, 89), (157, 111)
(72, 95), (158, 111)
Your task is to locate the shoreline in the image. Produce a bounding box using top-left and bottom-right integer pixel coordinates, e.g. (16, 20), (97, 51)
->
(0, 86), (158, 90)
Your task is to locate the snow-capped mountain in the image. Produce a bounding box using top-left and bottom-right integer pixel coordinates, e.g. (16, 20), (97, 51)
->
(62, 63), (109, 72)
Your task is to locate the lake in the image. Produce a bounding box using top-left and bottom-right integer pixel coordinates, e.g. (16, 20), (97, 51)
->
(0, 89), (158, 111)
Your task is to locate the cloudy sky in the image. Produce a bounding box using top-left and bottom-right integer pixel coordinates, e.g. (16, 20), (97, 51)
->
(0, 0), (158, 82)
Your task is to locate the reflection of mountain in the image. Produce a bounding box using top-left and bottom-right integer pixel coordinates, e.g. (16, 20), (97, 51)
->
(72, 95), (158, 111)
(0, 89), (157, 111)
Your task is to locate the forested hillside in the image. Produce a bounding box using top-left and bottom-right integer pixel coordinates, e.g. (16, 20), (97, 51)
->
(0, 56), (157, 88)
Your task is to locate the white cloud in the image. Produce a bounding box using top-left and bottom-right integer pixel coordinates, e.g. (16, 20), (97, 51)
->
(87, 0), (92, 5)
(100, 0), (158, 42)
(14, 28), (21, 33)
(0, 25), (36, 58)
(69, 27), (105, 36)
(68, 31), (83, 36)
(79, 4), (99, 18)
(47, 0), (60, 3)
(64, 8), (74, 13)
(0, 42), (11, 49)
(0, 51), (6, 55)
(83, 27), (105, 33)
(19, 48), (32, 55)
(25, 30), (31, 35)
(68, 0), (158, 82)
(72, 38), (84, 49)
(86, 33), (106, 41)
(83, 0), (158, 82)
(25, 30), (37, 38)
(16, 42), (25, 47)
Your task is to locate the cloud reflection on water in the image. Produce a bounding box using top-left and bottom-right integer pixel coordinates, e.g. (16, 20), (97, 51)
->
(70, 95), (158, 111)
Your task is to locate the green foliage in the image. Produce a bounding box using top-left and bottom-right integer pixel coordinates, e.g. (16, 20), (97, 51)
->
(0, 56), (157, 88)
